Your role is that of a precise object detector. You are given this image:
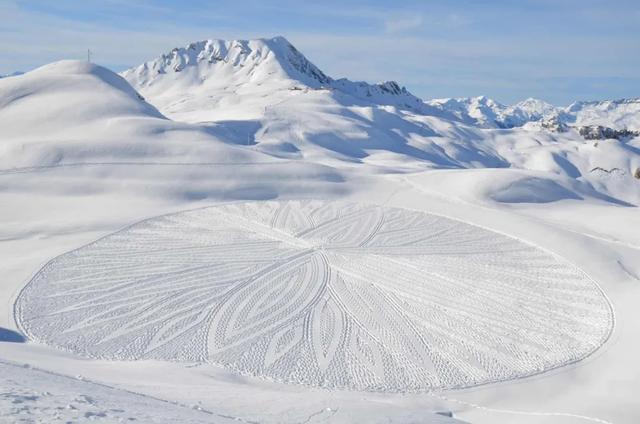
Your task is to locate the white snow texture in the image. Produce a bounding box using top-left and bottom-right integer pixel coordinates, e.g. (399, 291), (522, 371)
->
(16, 201), (613, 392)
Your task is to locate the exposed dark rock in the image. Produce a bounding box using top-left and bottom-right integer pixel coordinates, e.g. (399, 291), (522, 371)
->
(578, 125), (640, 140)
(540, 116), (568, 132)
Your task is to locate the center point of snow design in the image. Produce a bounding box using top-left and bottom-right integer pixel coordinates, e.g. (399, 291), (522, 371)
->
(16, 201), (613, 392)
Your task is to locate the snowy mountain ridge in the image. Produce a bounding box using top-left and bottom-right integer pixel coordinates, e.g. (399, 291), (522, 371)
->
(502, 97), (558, 127)
(125, 37), (330, 87)
(563, 97), (640, 130)
(122, 36), (433, 116)
(426, 96), (560, 129)
(567, 97), (640, 111)
(424, 96), (507, 127)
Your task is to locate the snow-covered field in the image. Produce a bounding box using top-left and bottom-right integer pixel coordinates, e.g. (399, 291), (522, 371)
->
(1, 37), (639, 423)
(0, 360), (247, 423)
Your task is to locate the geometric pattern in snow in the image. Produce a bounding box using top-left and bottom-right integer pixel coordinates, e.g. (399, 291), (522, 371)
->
(16, 201), (613, 391)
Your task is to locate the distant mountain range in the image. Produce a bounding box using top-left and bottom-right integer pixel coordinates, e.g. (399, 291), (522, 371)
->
(426, 96), (640, 131)
(425, 96), (556, 128)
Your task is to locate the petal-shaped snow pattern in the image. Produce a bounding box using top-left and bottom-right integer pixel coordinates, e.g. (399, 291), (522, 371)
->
(15, 201), (614, 391)
(264, 319), (305, 368)
(270, 200), (315, 235)
(309, 294), (345, 372)
(208, 251), (329, 353)
(299, 206), (384, 248)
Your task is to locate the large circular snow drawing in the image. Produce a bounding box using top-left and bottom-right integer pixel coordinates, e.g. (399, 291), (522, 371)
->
(16, 201), (613, 391)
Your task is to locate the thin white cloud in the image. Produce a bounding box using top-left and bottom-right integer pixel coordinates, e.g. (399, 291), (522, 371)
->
(446, 13), (472, 28)
(384, 15), (423, 34)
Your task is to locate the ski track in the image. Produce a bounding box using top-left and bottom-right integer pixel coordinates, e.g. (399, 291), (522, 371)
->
(15, 201), (614, 392)
(0, 161), (294, 175)
(431, 392), (614, 424)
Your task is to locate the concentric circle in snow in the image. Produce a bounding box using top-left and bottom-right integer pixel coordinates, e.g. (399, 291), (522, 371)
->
(16, 201), (613, 391)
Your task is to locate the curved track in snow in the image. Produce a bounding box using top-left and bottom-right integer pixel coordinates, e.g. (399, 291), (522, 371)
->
(15, 201), (613, 391)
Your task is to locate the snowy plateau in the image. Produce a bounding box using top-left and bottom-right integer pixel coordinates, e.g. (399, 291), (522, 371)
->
(1, 36), (639, 424)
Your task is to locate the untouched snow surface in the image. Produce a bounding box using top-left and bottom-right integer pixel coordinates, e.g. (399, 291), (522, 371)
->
(1, 36), (639, 423)
(0, 360), (241, 423)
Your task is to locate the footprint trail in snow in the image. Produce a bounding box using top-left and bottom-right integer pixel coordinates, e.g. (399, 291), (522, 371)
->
(16, 201), (613, 391)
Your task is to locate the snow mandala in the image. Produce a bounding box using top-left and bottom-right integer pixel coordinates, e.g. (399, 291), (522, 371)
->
(16, 201), (613, 391)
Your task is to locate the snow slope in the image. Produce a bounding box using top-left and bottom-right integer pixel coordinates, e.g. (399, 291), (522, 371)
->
(0, 60), (345, 201)
(0, 360), (241, 423)
(0, 60), (250, 167)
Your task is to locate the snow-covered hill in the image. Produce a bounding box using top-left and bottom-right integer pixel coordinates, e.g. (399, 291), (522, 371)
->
(0, 59), (293, 168)
(0, 59), (344, 200)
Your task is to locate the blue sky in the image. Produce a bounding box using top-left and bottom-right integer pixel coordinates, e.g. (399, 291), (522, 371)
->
(2, 0), (639, 104)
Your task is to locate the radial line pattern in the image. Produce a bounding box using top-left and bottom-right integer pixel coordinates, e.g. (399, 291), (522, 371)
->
(15, 201), (613, 391)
